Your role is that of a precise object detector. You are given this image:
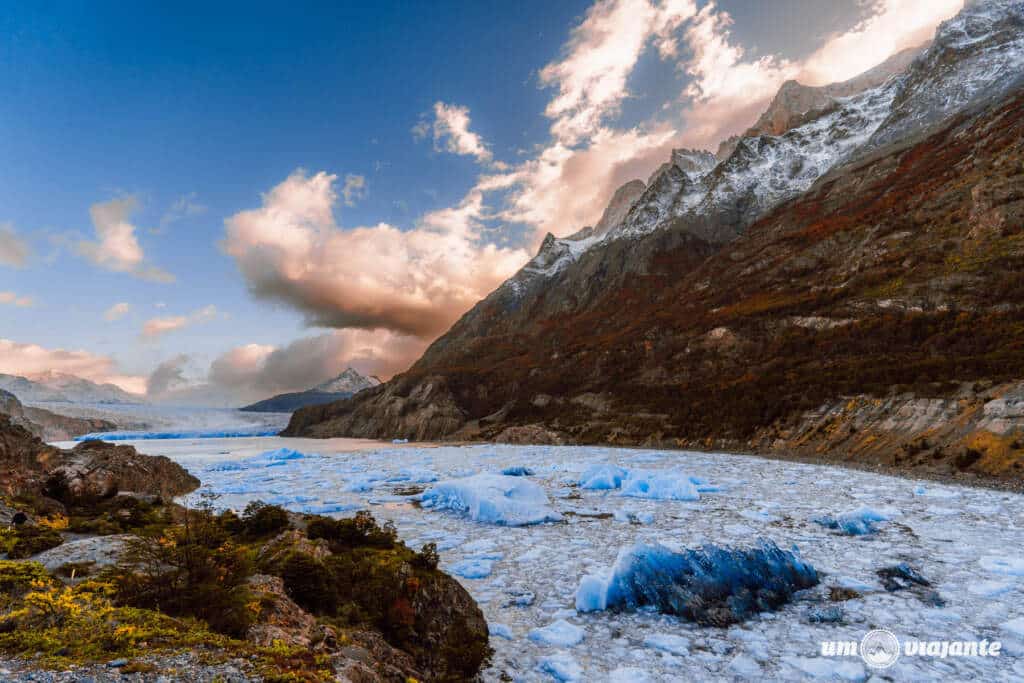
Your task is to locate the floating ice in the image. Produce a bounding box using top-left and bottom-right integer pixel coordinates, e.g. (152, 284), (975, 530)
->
(501, 466), (535, 476)
(578, 464), (628, 490)
(420, 474), (563, 526)
(489, 623), (514, 640)
(537, 652), (584, 681)
(643, 633), (690, 656)
(980, 556), (1024, 576)
(529, 619), (585, 647)
(609, 667), (653, 683)
(575, 540), (818, 624)
(450, 558), (495, 579)
(619, 470), (700, 501)
(813, 506), (889, 535)
(613, 509), (654, 525)
(783, 656), (866, 681)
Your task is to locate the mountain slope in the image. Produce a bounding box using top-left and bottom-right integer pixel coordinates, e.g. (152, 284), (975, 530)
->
(286, 1), (1024, 481)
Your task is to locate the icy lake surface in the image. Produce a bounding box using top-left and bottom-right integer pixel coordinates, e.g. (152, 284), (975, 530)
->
(104, 436), (1024, 681)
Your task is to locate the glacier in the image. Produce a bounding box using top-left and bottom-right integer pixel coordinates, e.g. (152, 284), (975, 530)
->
(419, 473), (563, 526)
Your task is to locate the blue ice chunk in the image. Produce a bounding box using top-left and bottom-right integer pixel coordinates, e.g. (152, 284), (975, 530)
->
(501, 466), (535, 476)
(619, 470), (700, 501)
(575, 540), (818, 625)
(813, 507), (889, 535)
(262, 447), (308, 460)
(206, 462), (248, 472)
(450, 558), (495, 579)
(392, 438), (409, 444)
(643, 633), (690, 656)
(528, 619), (585, 647)
(537, 652), (584, 681)
(807, 606), (844, 623)
(420, 474), (563, 526)
(301, 502), (361, 514)
(489, 623), (514, 640)
(578, 464), (628, 490)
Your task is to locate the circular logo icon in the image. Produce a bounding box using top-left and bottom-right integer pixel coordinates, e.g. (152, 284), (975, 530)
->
(861, 629), (900, 669)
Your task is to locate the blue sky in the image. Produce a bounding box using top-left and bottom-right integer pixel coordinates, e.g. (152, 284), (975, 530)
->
(0, 0), (962, 402)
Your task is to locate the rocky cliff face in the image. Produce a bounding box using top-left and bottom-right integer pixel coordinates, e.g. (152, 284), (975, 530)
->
(286, 1), (1024, 483)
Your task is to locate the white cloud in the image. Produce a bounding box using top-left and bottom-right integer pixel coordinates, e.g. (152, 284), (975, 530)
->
(0, 291), (34, 308)
(157, 192), (206, 232)
(0, 338), (145, 394)
(142, 304), (218, 339)
(416, 102), (494, 165)
(77, 196), (175, 282)
(0, 223), (31, 268)
(539, 0), (697, 145)
(223, 170), (529, 338)
(341, 174), (367, 207)
(104, 302), (131, 321)
(146, 354), (191, 396)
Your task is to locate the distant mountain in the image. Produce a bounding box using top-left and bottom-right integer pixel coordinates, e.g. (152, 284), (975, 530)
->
(0, 388), (116, 441)
(284, 1), (1024, 483)
(241, 368), (380, 413)
(0, 371), (142, 405)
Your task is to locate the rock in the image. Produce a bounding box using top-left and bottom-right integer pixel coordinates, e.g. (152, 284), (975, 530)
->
(256, 529), (331, 570)
(0, 388), (116, 442)
(245, 574), (323, 648)
(31, 534), (134, 575)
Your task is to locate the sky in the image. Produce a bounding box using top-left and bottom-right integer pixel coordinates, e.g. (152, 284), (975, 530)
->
(0, 0), (963, 404)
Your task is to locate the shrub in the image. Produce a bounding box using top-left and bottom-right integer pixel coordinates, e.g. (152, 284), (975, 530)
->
(6, 525), (64, 559)
(240, 501), (291, 539)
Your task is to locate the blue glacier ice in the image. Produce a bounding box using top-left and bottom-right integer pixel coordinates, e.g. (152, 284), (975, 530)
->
(76, 425), (280, 441)
(813, 506), (889, 535)
(575, 540), (818, 625)
(501, 466), (535, 476)
(578, 464), (628, 490)
(618, 470), (700, 501)
(420, 473), (563, 526)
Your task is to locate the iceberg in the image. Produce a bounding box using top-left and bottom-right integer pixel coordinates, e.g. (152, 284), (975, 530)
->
(813, 506), (889, 535)
(619, 470), (700, 501)
(528, 619), (585, 647)
(575, 540), (818, 625)
(578, 464), (628, 490)
(501, 465), (535, 476)
(420, 474), (563, 526)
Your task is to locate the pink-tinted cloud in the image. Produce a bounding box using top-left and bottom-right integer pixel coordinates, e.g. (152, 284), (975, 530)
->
(0, 223), (31, 268)
(222, 170), (529, 338)
(0, 291), (34, 308)
(207, 330), (425, 402)
(77, 196), (175, 282)
(0, 338), (145, 394)
(142, 304), (218, 339)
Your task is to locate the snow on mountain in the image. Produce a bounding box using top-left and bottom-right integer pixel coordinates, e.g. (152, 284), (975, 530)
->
(510, 0), (1024, 280)
(0, 371), (142, 404)
(315, 367), (380, 394)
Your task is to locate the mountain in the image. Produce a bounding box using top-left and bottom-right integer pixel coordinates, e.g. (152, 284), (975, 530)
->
(0, 389), (116, 441)
(0, 371), (142, 405)
(241, 367), (380, 413)
(285, 1), (1024, 482)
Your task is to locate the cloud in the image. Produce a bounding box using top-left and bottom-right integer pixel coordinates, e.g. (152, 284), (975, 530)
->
(104, 302), (131, 321)
(0, 223), (31, 268)
(223, 170), (528, 338)
(0, 291), (34, 308)
(0, 338), (145, 394)
(142, 304), (218, 339)
(341, 174), (367, 207)
(207, 330), (425, 403)
(415, 102), (494, 164)
(157, 192), (207, 232)
(77, 196), (175, 282)
(146, 354), (191, 396)
(797, 0), (963, 86)
(539, 0), (697, 145)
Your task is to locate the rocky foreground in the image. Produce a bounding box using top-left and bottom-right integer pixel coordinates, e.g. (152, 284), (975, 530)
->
(0, 416), (490, 681)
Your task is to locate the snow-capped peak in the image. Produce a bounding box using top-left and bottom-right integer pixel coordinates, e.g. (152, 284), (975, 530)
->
(315, 368), (380, 394)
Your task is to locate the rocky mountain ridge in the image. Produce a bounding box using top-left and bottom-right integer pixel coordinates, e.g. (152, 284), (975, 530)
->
(285, 0), (1024, 484)
(242, 367), (380, 413)
(0, 389), (116, 442)
(0, 371), (142, 405)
